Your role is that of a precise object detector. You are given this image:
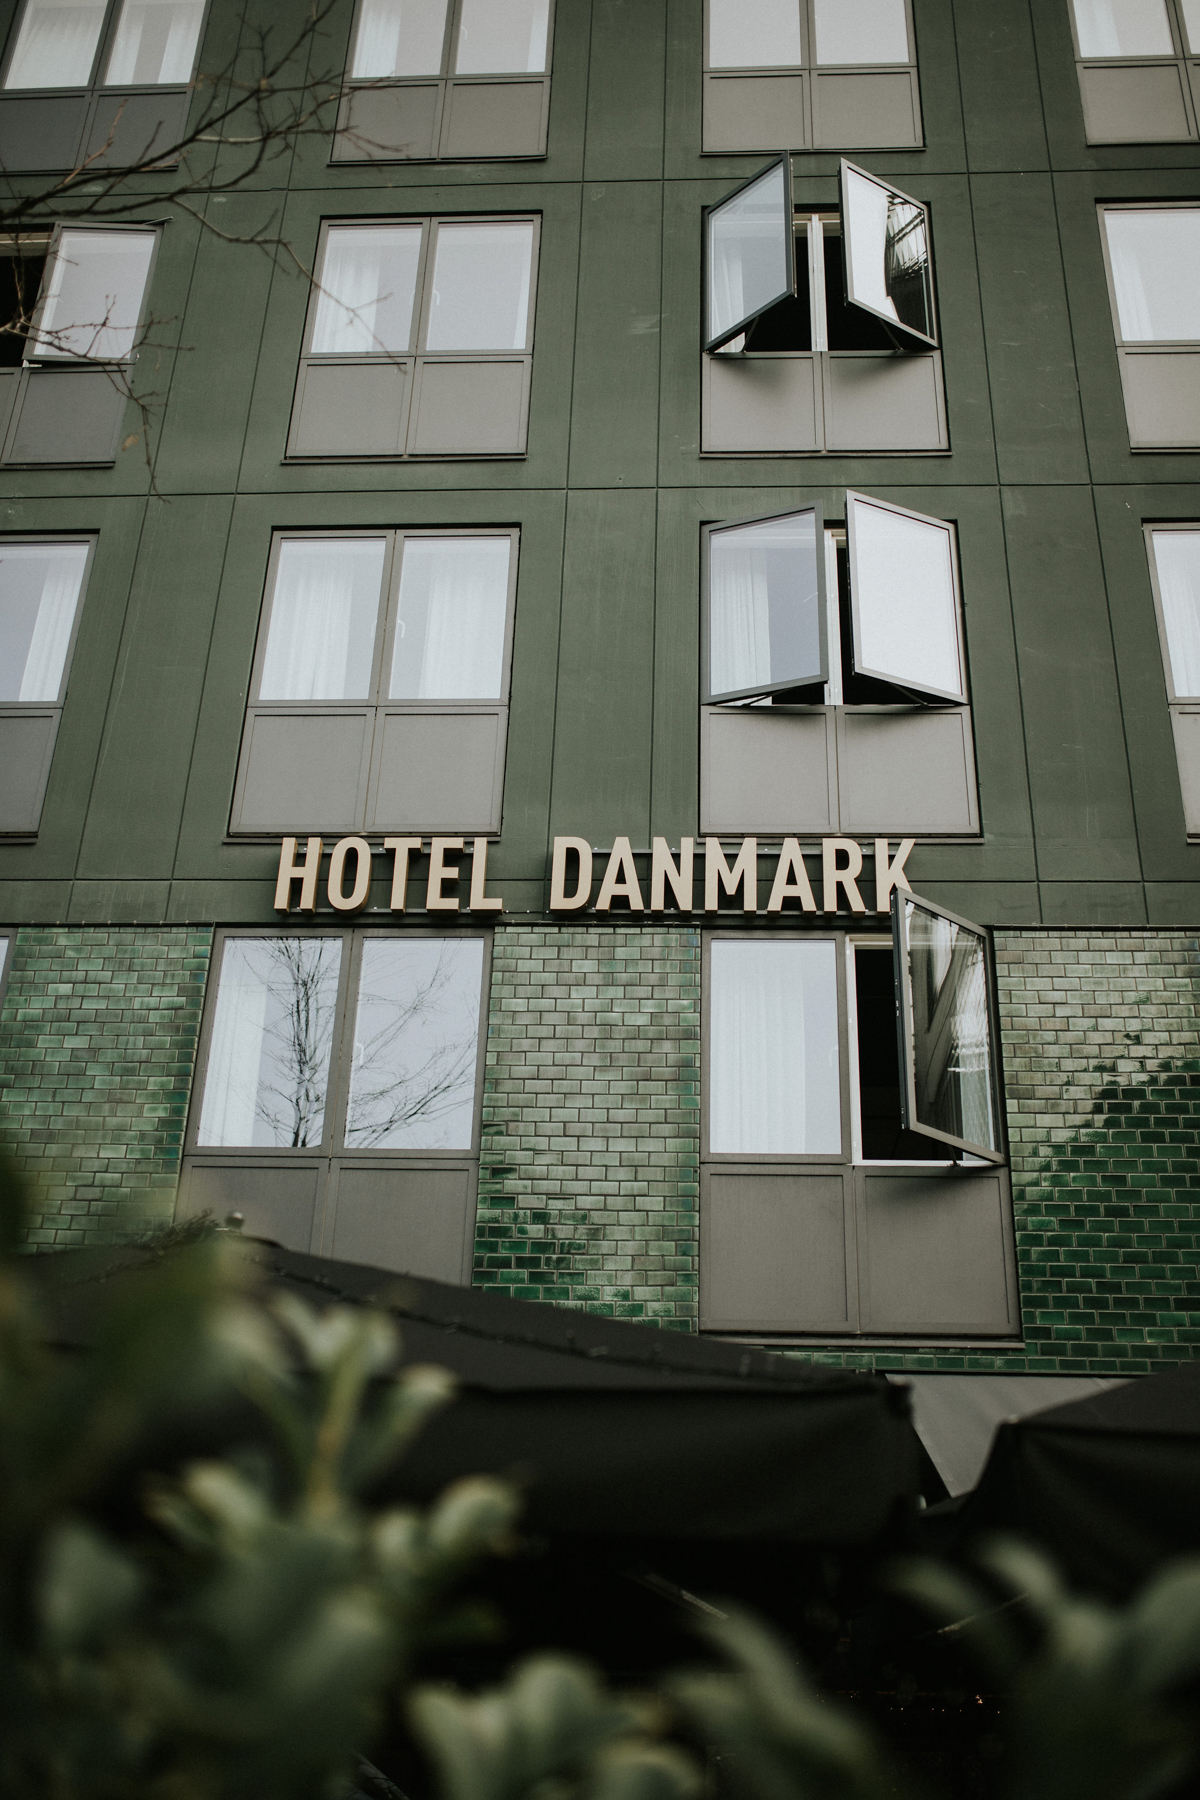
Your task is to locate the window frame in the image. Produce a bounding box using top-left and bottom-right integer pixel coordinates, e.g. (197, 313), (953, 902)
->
(1, 0), (210, 94)
(0, 531), (95, 837)
(845, 489), (966, 704)
(0, 927), (13, 1020)
(1146, 520), (1200, 701)
(838, 158), (938, 352)
(22, 222), (161, 368)
(1098, 200), (1200, 352)
(701, 501), (828, 705)
(703, 155), (796, 355)
(703, 0), (916, 72)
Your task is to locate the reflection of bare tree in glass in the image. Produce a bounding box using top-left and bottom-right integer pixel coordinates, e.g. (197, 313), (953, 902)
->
(345, 943), (481, 1150)
(255, 938), (341, 1149)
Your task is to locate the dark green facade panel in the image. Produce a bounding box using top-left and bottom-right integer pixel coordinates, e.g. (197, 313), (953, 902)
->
(567, 181), (663, 489)
(584, 0), (665, 181)
(953, 0), (1049, 173)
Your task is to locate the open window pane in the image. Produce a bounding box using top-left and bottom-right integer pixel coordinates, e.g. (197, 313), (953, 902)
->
(390, 536), (509, 699)
(705, 158), (794, 353)
(30, 229), (154, 360)
(1104, 210), (1200, 343)
(707, 508), (825, 702)
(0, 541), (88, 702)
(847, 493), (964, 703)
(454, 0), (549, 73)
(709, 939), (841, 1156)
(424, 221), (533, 350)
(708, 0), (802, 68)
(350, 0), (449, 77)
(840, 160), (936, 350)
(344, 937), (484, 1150)
(894, 892), (1001, 1161)
(1151, 530), (1200, 697)
(103, 0), (204, 84)
(197, 937), (343, 1149)
(311, 224), (422, 355)
(3, 0), (106, 88)
(1072, 0), (1173, 55)
(813, 0), (909, 65)
(259, 538), (386, 701)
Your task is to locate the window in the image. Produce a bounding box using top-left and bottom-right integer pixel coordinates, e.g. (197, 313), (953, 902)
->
(231, 528), (517, 837)
(703, 0), (921, 153)
(0, 225), (158, 466)
(0, 537), (92, 834)
(702, 158), (946, 455)
(288, 216), (538, 459)
(1067, 0), (1200, 143)
(178, 927), (489, 1281)
(1146, 525), (1200, 833)
(0, 0), (204, 172)
(700, 899), (1016, 1340)
(0, 930), (11, 1020)
(334, 0), (553, 162)
(1099, 204), (1200, 449)
(701, 493), (978, 837)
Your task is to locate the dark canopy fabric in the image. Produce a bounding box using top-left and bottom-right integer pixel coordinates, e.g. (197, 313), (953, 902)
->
(28, 1239), (921, 1549)
(943, 1363), (1200, 1596)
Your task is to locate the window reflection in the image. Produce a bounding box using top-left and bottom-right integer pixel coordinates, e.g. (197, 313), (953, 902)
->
(707, 160), (791, 347)
(344, 937), (484, 1149)
(904, 900), (997, 1154)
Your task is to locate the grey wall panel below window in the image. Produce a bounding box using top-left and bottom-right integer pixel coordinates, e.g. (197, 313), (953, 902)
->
(176, 1163), (320, 1253)
(333, 84), (441, 161)
(5, 369), (126, 465)
(439, 80), (547, 158)
(702, 354), (821, 454)
(323, 1164), (475, 1283)
(0, 711), (59, 833)
(857, 1170), (1018, 1336)
(232, 711), (372, 833)
(700, 707), (835, 835)
(409, 359), (529, 455)
(0, 95), (88, 171)
(823, 352), (947, 453)
(1169, 709), (1200, 835)
(287, 360), (411, 458)
(811, 70), (921, 149)
(838, 708), (978, 835)
(1078, 64), (1194, 144)
(1118, 351), (1200, 448)
(701, 74), (807, 154)
(368, 710), (506, 833)
(700, 1171), (854, 1333)
(84, 92), (190, 167)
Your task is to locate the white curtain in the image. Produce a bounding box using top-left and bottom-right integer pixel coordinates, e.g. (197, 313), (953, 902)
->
(709, 941), (840, 1155)
(312, 226), (420, 356)
(394, 538), (508, 699)
(4, 0), (106, 89)
(104, 0), (205, 86)
(710, 546), (771, 694)
(197, 945), (269, 1147)
(1105, 211), (1200, 344)
(259, 540), (383, 701)
(1153, 531), (1200, 696)
(351, 0), (448, 77)
(1072, 0), (1172, 57)
(19, 559), (82, 701)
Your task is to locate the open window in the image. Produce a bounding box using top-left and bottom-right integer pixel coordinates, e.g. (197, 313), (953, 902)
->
(846, 491), (964, 702)
(892, 890), (1003, 1163)
(704, 156), (795, 353)
(0, 536), (93, 833)
(702, 505), (826, 703)
(839, 160), (936, 351)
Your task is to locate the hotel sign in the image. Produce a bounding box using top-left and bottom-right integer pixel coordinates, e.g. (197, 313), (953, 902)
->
(274, 834), (915, 916)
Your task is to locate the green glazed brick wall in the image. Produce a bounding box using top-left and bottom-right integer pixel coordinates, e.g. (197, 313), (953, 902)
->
(473, 924), (700, 1326)
(0, 926), (213, 1248)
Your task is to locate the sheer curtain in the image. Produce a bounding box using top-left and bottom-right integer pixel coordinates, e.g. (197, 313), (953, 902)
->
(1153, 530), (1200, 696)
(392, 537), (509, 699)
(4, 0), (107, 89)
(710, 541), (771, 694)
(104, 0), (205, 86)
(20, 558), (84, 700)
(197, 943), (270, 1147)
(259, 539), (384, 701)
(311, 226), (421, 356)
(351, 0), (448, 76)
(1105, 211), (1200, 343)
(709, 940), (840, 1155)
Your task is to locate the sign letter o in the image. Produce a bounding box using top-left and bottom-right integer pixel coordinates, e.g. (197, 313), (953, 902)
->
(327, 836), (372, 912)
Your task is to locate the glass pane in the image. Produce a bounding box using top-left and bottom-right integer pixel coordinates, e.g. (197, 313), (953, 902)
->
(1105, 210), (1200, 343)
(707, 161), (792, 348)
(454, 0), (549, 72)
(1152, 530), (1200, 696)
(3, 0), (106, 88)
(0, 541), (88, 702)
(849, 497), (962, 700)
(708, 939), (841, 1156)
(0, 937), (7, 981)
(842, 164), (933, 342)
(311, 224), (422, 356)
(708, 0), (802, 68)
(1181, 0), (1200, 52)
(708, 511), (822, 698)
(197, 937), (343, 1149)
(902, 899), (998, 1156)
(813, 0), (909, 64)
(103, 0), (204, 84)
(390, 536), (509, 699)
(344, 937), (484, 1150)
(1072, 0), (1173, 55)
(350, 0), (448, 76)
(259, 538), (386, 702)
(32, 229), (155, 360)
(424, 221), (533, 351)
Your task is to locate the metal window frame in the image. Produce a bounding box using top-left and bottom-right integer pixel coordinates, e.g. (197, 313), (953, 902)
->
(305, 218), (432, 360)
(345, 0), (557, 82)
(1067, 0), (1186, 60)
(844, 933), (960, 1168)
(23, 221), (162, 366)
(0, 926), (13, 1019)
(1, 0), (210, 95)
(703, 155), (797, 354)
(845, 489), (967, 704)
(890, 886), (1006, 1164)
(1146, 520), (1200, 701)
(701, 501), (828, 704)
(702, 0), (915, 73)
(1098, 199), (1200, 350)
(838, 158), (938, 351)
(0, 531), (95, 704)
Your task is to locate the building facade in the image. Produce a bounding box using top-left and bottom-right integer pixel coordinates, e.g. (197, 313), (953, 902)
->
(1, 0), (1199, 1391)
